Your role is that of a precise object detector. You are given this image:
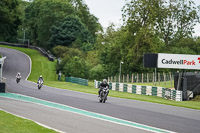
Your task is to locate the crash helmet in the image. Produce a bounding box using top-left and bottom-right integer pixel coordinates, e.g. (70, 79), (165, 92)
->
(103, 79), (107, 84)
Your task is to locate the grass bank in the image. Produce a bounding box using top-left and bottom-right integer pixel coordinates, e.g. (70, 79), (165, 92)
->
(0, 110), (57, 133)
(0, 45), (57, 82)
(1, 45), (200, 110)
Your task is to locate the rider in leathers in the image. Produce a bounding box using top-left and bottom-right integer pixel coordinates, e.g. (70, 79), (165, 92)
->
(37, 75), (44, 84)
(98, 79), (109, 97)
(16, 72), (21, 80)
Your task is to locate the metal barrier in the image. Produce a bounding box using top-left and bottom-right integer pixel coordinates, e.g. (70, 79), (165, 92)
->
(0, 42), (55, 61)
(94, 80), (183, 101)
(66, 77), (88, 86)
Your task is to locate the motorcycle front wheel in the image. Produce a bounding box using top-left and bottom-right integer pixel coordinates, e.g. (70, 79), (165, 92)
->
(99, 98), (102, 103)
(102, 93), (108, 103)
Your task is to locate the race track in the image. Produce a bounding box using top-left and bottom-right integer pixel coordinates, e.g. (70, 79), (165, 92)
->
(0, 47), (200, 133)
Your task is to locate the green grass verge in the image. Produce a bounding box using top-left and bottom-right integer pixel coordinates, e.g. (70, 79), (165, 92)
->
(0, 110), (57, 133)
(0, 45), (57, 82)
(1, 45), (200, 110)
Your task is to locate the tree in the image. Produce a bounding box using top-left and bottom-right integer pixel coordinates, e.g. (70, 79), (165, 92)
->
(123, 0), (200, 48)
(89, 64), (104, 80)
(70, 0), (102, 42)
(24, 0), (74, 48)
(0, 0), (21, 41)
(63, 56), (88, 78)
(49, 15), (93, 48)
(24, 0), (101, 49)
(52, 45), (83, 58)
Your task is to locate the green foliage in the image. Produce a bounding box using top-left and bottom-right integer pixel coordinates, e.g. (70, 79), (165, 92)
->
(63, 56), (88, 78)
(89, 64), (104, 80)
(52, 45), (82, 58)
(0, 0), (21, 42)
(52, 45), (105, 80)
(71, 0), (102, 41)
(49, 15), (93, 49)
(23, 0), (100, 49)
(3, 0), (200, 80)
(89, 0), (200, 78)
(25, 0), (75, 48)
(123, 0), (199, 47)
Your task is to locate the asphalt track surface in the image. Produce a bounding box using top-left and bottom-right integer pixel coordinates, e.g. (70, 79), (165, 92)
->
(0, 47), (200, 133)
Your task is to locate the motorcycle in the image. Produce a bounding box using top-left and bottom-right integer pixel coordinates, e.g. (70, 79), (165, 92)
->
(99, 87), (109, 103)
(16, 77), (21, 84)
(37, 80), (43, 90)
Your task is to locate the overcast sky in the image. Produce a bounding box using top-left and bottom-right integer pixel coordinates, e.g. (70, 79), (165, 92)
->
(84, 0), (200, 36)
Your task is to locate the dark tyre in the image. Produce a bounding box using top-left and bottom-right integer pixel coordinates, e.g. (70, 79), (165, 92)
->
(103, 93), (108, 103)
(99, 92), (103, 103)
(16, 79), (20, 84)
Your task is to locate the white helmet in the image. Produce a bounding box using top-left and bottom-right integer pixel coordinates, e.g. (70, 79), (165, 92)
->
(40, 75), (42, 78)
(18, 72), (20, 75)
(103, 79), (107, 84)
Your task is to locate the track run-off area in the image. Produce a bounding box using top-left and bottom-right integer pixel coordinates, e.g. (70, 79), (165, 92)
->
(0, 47), (200, 133)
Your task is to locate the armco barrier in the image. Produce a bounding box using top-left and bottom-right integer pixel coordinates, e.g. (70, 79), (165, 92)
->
(0, 42), (55, 61)
(66, 77), (88, 86)
(94, 81), (182, 101)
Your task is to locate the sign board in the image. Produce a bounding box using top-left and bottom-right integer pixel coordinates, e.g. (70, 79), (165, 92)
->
(158, 53), (200, 70)
(143, 54), (158, 68)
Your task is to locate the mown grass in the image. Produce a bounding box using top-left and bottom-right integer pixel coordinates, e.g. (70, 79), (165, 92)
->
(0, 45), (57, 82)
(0, 110), (57, 133)
(1, 45), (200, 110)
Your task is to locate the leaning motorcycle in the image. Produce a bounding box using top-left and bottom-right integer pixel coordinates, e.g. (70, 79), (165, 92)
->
(37, 80), (43, 90)
(99, 87), (109, 103)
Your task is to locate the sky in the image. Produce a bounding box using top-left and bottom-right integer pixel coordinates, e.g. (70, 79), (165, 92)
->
(84, 0), (200, 36)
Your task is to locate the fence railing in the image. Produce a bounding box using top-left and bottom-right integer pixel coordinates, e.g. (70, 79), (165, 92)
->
(108, 72), (174, 85)
(66, 77), (88, 86)
(0, 42), (55, 61)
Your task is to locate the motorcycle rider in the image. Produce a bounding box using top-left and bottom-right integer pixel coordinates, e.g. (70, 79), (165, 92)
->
(98, 79), (109, 97)
(37, 75), (44, 84)
(16, 72), (21, 80)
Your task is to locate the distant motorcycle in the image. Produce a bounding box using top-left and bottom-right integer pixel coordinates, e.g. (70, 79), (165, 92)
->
(99, 87), (109, 103)
(37, 80), (43, 90)
(16, 77), (21, 84)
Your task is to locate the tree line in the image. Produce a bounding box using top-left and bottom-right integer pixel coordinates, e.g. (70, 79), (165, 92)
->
(1, 0), (200, 80)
